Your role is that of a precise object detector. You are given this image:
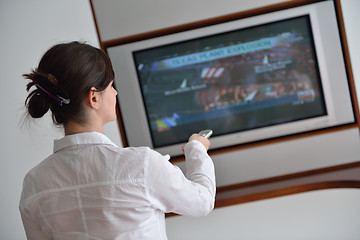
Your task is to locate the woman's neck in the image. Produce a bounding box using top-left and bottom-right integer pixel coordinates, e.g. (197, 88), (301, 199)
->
(64, 120), (104, 136)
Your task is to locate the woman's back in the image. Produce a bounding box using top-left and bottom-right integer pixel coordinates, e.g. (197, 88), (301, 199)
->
(20, 132), (168, 239)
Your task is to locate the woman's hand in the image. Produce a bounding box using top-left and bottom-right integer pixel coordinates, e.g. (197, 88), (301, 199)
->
(188, 134), (211, 151)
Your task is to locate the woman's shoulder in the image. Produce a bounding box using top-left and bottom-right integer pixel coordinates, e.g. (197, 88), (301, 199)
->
(119, 145), (151, 155)
(118, 146), (170, 163)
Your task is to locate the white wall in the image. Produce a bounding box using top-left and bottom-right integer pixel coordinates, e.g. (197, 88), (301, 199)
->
(166, 189), (360, 240)
(94, 0), (285, 42)
(0, 0), (121, 239)
(342, 0), (360, 98)
(1, 0), (359, 239)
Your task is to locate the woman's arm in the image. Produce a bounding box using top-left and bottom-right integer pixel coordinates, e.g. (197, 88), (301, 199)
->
(146, 137), (216, 217)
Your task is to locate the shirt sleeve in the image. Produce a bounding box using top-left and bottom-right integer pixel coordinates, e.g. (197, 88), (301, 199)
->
(146, 140), (216, 217)
(20, 211), (50, 240)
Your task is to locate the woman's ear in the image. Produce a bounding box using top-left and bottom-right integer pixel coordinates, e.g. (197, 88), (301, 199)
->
(88, 87), (101, 109)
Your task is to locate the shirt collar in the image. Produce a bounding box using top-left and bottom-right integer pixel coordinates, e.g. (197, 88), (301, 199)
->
(53, 132), (118, 153)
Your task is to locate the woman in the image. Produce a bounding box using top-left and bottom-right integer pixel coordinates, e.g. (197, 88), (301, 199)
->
(19, 41), (216, 240)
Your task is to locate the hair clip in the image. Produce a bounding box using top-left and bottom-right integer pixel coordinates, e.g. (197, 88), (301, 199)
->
(57, 95), (71, 106)
(35, 84), (70, 106)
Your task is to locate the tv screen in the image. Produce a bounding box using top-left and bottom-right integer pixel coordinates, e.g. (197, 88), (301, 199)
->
(107, 0), (354, 157)
(133, 16), (326, 148)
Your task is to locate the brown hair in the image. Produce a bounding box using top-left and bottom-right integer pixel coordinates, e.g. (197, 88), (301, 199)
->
(24, 41), (114, 125)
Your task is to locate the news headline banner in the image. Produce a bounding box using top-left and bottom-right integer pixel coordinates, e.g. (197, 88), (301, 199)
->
(152, 34), (291, 70)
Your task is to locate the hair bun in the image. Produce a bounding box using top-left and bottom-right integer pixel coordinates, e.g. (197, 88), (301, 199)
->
(24, 71), (58, 118)
(26, 90), (51, 118)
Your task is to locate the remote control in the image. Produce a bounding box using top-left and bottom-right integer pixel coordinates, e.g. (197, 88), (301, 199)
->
(198, 129), (213, 139)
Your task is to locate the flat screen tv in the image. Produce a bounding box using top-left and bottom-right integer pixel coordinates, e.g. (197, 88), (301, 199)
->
(107, 0), (354, 157)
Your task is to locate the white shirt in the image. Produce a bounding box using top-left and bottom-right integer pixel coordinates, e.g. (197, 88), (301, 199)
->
(19, 132), (216, 240)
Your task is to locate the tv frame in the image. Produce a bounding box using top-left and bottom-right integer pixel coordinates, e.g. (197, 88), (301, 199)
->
(106, 0), (358, 158)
